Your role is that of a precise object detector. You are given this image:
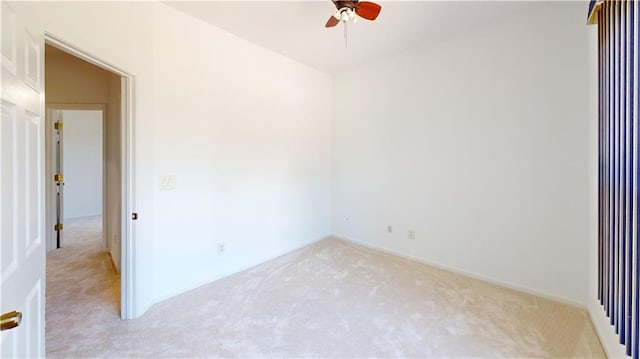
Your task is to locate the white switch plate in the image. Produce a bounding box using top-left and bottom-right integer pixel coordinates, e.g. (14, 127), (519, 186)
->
(408, 230), (416, 240)
(159, 175), (175, 190)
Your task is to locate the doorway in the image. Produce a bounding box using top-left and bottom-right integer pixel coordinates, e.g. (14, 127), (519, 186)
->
(48, 108), (105, 251)
(43, 37), (136, 320)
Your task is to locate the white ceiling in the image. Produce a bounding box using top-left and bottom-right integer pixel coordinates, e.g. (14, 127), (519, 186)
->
(165, 1), (539, 75)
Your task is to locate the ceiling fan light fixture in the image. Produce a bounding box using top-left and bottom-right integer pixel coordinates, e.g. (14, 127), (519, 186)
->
(348, 9), (357, 21)
(336, 8), (358, 23)
(324, 0), (381, 35)
(338, 8), (354, 22)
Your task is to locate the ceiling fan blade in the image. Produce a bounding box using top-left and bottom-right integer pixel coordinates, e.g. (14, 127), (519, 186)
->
(325, 15), (340, 27)
(355, 1), (381, 21)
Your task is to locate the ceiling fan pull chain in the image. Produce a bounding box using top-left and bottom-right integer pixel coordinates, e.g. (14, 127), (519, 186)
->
(344, 19), (348, 48)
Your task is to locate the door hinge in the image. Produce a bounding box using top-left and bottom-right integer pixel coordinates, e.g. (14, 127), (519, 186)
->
(54, 173), (63, 183)
(54, 223), (63, 231)
(54, 122), (63, 130)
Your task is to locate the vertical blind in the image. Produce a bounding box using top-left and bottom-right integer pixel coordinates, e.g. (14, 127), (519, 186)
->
(590, 0), (639, 357)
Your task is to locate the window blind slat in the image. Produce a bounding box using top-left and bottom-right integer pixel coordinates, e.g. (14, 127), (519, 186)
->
(594, 0), (639, 356)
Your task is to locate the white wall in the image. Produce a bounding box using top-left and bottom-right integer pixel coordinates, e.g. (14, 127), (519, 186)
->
(20, 1), (333, 315)
(151, 5), (332, 301)
(21, 0), (604, 329)
(333, 2), (590, 306)
(62, 109), (103, 219)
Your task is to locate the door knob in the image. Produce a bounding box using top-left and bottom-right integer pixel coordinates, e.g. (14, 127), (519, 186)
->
(1, 311), (22, 331)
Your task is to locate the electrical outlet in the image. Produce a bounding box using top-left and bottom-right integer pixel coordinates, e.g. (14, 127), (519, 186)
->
(408, 230), (416, 240)
(217, 242), (226, 255)
(387, 225), (393, 233)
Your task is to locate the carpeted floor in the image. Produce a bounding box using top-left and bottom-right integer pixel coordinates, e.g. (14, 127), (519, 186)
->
(46, 216), (605, 358)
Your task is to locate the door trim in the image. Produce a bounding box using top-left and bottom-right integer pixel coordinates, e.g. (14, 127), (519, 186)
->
(44, 34), (138, 320)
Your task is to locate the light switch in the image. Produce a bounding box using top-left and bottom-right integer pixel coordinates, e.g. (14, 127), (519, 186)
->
(159, 175), (175, 190)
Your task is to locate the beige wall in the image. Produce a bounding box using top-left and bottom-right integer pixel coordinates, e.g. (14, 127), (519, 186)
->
(45, 45), (122, 272)
(45, 46), (111, 104)
(106, 73), (121, 273)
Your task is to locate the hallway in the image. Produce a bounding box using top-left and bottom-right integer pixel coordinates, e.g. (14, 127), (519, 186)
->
(46, 215), (120, 355)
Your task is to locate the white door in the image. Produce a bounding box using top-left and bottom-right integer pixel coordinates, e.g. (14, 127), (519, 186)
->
(1, 1), (46, 357)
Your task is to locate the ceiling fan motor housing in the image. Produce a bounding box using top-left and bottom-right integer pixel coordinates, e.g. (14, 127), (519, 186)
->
(325, 0), (380, 28)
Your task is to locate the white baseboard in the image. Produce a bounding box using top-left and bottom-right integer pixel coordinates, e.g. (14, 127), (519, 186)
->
(64, 212), (102, 220)
(150, 235), (330, 306)
(588, 299), (629, 358)
(333, 233), (586, 310)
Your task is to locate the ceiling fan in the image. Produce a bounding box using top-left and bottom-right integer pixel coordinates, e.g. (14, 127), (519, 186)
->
(325, 0), (382, 28)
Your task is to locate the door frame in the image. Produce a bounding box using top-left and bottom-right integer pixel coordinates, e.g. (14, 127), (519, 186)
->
(45, 103), (106, 252)
(44, 34), (138, 320)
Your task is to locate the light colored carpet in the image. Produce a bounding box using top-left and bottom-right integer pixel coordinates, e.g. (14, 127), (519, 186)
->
(46, 217), (605, 358)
